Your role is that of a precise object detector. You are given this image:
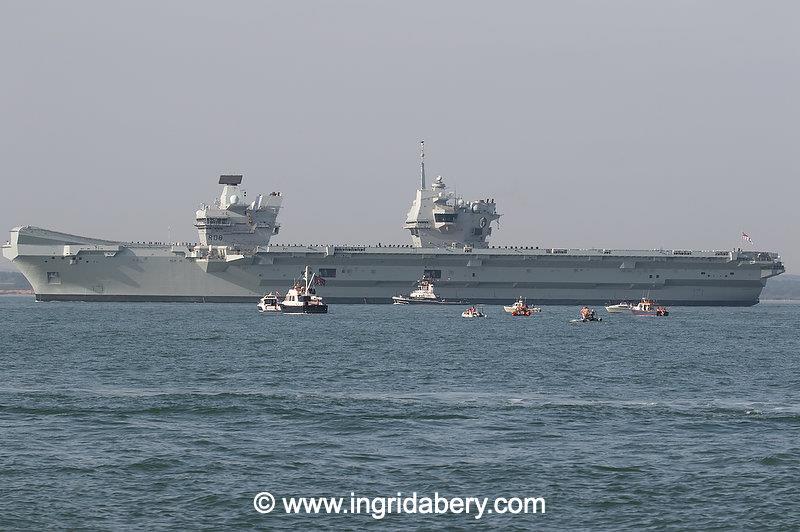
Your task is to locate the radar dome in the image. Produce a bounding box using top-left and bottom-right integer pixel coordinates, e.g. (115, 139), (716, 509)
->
(229, 194), (240, 205)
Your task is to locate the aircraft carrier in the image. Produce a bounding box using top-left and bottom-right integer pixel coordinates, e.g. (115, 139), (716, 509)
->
(2, 144), (785, 305)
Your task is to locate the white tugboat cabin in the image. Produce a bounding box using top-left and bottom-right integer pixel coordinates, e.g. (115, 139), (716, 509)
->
(279, 266), (328, 314)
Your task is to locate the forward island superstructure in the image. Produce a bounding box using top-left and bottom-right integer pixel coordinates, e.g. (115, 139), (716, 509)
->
(194, 174), (283, 247)
(2, 144), (785, 304)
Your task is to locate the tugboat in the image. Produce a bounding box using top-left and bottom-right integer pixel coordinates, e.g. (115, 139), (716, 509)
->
(630, 297), (669, 317)
(392, 277), (465, 305)
(257, 292), (281, 313)
(461, 305), (487, 318)
(571, 306), (603, 323)
(604, 301), (633, 313)
(279, 266), (328, 314)
(503, 297), (542, 314)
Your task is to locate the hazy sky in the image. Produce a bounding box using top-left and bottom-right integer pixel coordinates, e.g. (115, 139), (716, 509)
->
(1, 1), (798, 272)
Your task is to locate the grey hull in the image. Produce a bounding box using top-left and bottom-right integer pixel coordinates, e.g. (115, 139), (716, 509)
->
(4, 226), (783, 307)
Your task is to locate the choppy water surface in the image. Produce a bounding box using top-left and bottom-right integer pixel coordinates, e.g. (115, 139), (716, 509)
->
(1, 297), (799, 530)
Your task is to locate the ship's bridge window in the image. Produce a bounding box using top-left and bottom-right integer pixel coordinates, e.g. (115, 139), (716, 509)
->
(433, 213), (458, 223)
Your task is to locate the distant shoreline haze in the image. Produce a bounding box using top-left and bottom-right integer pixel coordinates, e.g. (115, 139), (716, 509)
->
(1, 257), (16, 272)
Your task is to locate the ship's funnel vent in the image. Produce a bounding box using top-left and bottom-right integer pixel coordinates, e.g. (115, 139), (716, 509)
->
(219, 174), (243, 185)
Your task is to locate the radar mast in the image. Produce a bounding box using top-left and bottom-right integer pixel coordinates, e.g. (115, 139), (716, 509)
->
(419, 140), (426, 190)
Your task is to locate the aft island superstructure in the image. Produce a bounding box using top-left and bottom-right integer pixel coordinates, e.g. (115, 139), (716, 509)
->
(2, 145), (785, 304)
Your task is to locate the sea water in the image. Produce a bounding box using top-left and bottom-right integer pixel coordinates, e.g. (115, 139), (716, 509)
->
(1, 297), (798, 529)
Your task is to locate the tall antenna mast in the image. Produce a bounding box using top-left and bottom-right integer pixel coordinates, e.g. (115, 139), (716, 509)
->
(419, 140), (426, 190)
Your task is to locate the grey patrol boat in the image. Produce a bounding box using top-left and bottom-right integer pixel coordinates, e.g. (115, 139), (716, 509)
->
(2, 143), (785, 304)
